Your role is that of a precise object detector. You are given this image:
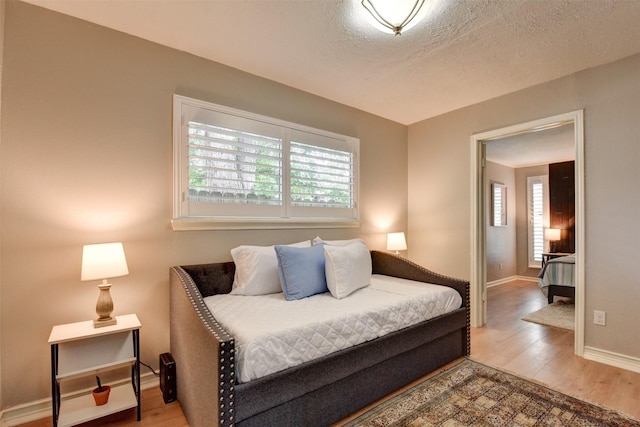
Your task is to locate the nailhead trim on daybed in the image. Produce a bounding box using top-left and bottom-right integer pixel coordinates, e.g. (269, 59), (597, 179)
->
(171, 250), (470, 426)
(172, 266), (236, 426)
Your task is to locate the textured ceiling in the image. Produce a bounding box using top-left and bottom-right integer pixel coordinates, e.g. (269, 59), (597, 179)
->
(21, 0), (640, 125)
(485, 124), (575, 168)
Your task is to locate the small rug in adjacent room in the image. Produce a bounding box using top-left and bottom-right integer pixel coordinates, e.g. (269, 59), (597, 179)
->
(522, 300), (574, 330)
(344, 359), (640, 426)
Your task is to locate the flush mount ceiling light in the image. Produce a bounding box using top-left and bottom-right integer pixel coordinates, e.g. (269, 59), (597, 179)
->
(361, 0), (427, 36)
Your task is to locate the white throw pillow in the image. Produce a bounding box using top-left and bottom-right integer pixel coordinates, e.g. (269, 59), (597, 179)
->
(231, 240), (311, 295)
(324, 241), (372, 299)
(312, 236), (366, 246)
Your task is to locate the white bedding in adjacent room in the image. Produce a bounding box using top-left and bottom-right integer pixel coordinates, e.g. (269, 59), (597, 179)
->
(204, 274), (462, 383)
(538, 255), (575, 296)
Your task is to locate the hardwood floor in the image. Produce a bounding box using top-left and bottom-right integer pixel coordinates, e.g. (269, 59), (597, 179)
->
(19, 279), (640, 426)
(17, 387), (189, 427)
(472, 279), (640, 421)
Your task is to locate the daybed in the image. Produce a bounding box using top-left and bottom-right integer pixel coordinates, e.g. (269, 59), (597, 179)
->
(170, 250), (469, 427)
(538, 254), (575, 303)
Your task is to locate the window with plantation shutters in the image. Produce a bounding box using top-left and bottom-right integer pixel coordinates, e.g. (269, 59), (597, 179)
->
(172, 95), (359, 230)
(492, 185), (504, 226)
(527, 175), (549, 268)
(186, 119), (283, 218)
(288, 129), (356, 219)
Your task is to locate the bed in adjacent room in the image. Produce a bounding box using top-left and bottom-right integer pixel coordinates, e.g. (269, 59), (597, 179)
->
(538, 254), (575, 303)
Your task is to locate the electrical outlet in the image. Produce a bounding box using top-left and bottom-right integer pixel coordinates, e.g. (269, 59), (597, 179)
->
(499, 263), (503, 271)
(593, 310), (606, 326)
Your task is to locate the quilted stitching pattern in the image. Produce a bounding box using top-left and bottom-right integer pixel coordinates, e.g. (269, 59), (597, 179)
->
(205, 275), (461, 383)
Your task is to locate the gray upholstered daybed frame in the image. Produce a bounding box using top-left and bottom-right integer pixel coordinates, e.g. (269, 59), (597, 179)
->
(169, 250), (470, 427)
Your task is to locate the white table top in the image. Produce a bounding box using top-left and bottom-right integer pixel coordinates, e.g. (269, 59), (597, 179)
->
(48, 314), (141, 344)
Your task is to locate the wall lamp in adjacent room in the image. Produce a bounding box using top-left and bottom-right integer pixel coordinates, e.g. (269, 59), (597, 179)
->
(361, 0), (427, 35)
(81, 242), (129, 328)
(387, 232), (408, 254)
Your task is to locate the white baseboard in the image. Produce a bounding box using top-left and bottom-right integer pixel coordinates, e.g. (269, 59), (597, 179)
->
(487, 275), (538, 287)
(583, 346), (640, 374)
(0, 373), (158, 427)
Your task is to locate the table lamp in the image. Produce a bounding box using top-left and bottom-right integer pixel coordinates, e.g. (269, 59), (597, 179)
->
(387, 232), (407, 254)
(81, 242), (129, 328)
(544, 228), (561, 252)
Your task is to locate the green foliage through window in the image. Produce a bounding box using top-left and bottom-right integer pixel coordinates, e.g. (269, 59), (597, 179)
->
(174, 95), (359, 223)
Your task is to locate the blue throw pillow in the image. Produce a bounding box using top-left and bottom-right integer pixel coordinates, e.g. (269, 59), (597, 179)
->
(274, 243), (327, 300)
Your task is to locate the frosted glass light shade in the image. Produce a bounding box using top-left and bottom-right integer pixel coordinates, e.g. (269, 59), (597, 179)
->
(362, 0), (427, 35)
(544, 228), (561, 242)
(387, 232), (408, 253)
(81, 242), (129, 281)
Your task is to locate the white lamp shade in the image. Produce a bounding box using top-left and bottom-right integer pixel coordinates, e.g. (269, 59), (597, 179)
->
(386, 232), (408, 251)
(544, 228), (561, 242)
(81, 242), (129, 281)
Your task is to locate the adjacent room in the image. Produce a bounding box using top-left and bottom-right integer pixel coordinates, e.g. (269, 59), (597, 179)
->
(2, 1), (640, 426)
(485, 123), (577, 321)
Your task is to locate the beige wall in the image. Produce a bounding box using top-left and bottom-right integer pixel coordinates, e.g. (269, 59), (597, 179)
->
(409, 53), (640, 359)
(485, 161), (516, 283)
(0, 2), (408, 408)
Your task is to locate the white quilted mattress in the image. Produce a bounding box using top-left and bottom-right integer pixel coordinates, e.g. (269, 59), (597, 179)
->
(204, 274), (462, 383)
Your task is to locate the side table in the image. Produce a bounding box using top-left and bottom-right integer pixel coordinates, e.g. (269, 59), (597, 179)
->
(48, 313), (141, 426)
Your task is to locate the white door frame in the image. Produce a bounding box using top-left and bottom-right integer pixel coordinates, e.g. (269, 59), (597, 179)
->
(470, 110), (585, 356)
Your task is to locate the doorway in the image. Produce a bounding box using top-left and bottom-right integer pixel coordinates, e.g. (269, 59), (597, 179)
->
(470, 110), (585, 356)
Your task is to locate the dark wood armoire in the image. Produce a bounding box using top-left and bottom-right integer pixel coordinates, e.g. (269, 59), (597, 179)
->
(549, 161), (575, 253)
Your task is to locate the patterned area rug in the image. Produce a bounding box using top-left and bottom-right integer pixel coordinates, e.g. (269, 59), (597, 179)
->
(345, 359), (640, 426)
(522, 301), (574, 330)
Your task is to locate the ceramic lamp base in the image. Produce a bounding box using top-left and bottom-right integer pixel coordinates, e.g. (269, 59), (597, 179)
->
(94, 282), (116, 328)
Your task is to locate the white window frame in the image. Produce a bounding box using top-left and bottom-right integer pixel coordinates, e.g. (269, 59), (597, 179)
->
(527, 175), (549, 268)
(172, 95), (360, 230)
